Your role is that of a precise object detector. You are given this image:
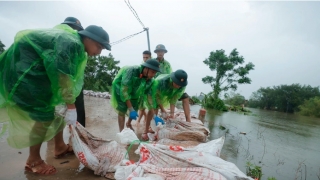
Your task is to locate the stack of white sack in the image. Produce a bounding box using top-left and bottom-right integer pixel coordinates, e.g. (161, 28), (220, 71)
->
(83, 90), (111, 99)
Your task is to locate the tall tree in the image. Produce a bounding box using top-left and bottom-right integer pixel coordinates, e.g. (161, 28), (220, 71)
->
(0, 40), (5, 54)
(84, 53), (120, 92)
(202, 48), (255, 100)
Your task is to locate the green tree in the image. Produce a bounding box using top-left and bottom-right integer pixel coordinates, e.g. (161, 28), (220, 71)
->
(83, 53), (120, 92)
(298, 96), (320, 118)
(202, 49), (255, 100)
(0, 40), (5, 54)
(190, 95), (201, 104)
(200, 92), (227, 111)
(224, 92), (246, 106)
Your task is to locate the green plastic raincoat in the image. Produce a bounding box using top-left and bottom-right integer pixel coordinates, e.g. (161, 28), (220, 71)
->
(111, 65), (154, 114)
(155, 58), (172, 78)
(147, 74), (186, 109)
(0, 25), (87, 148)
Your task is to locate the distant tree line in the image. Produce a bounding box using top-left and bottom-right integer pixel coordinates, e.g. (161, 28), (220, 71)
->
(247, 84), (320, 113)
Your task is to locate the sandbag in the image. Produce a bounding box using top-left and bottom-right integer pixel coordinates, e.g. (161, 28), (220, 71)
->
(70, 123), (126, 176)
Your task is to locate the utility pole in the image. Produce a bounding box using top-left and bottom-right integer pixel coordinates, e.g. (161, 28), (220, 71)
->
(144, 27), (150, 51)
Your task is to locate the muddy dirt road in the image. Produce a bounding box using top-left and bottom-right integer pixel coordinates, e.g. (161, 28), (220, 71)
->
(0, 96), (143, 180)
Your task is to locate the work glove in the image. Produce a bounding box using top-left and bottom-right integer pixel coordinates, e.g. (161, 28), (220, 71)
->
(129, 107), (138, 120)
(65, 109), (77, 126)
(154, 115), (165, 125)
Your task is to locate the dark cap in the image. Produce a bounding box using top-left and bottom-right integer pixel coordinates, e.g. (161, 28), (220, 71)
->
(78, 25), (111, 50)
(170, 69), (188, 87)
(154, 44), (167, 53)
(61, 17), (84, 30)
(141, 59), (161, 72)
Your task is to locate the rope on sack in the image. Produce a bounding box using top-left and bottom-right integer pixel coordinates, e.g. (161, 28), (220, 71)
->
(125, 139), (150, 159)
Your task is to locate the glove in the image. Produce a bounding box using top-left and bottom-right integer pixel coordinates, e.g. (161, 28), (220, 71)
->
(154, 115), (165, 125)
(65, 109), (77, 126)
(129, 107), (138, 120)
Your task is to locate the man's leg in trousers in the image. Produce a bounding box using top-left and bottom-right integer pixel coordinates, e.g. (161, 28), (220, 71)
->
(75, 88), (86, 127)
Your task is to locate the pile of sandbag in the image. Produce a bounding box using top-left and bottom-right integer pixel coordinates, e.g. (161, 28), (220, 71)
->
(115, 137), (253, 180)
(83, 90), (111, 99)
(69, 120), (253, 179)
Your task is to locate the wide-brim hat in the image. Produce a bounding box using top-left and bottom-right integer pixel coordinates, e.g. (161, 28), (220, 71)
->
(170, 69), (188, 87)
(61, 17), (84, 30)
(142, 59), (161, 72)
(78, 25), (111, 50)
(154, 44), (167, 53)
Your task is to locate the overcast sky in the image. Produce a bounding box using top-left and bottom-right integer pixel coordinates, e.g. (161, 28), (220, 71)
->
(1, 1), (319, 99)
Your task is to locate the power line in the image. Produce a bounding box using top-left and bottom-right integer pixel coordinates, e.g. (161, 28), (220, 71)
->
(124, 0), (145, 28)
(110, 29), (146, 46)
(109, 0), (148, 47)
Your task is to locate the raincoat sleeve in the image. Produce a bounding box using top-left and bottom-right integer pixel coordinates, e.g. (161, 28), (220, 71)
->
(43, 37), (86, 104)
(119, 68), (135, 102)
(146, 79), (160, 110)
(169, 87), (186, 105)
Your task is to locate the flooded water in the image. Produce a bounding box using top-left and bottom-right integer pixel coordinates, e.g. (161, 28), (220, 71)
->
(190, 105), (320, 180)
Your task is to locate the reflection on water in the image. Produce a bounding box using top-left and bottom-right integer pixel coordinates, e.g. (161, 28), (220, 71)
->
(190, 105), (320, 180)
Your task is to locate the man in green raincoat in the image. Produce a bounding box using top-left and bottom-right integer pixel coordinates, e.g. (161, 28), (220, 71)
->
(142, 69), (189, 140)
(154, 44), (172, 77)
(111, 59), (160, 132)
(137, 50), (152, 124)
(153, 44), (191, 122)
(0, 24), (110, 175)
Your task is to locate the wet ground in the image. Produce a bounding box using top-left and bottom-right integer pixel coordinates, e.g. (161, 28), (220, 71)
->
(0, 96), (144, 180)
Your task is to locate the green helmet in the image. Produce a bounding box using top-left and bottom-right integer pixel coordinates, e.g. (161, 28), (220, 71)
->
(78, 25), (111, 50)
(170, 69), (188, 87)
(141, 59), (161, 72)
(154, 44), (167, 53)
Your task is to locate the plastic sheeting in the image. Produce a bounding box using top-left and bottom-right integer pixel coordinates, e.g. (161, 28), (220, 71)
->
(0, 25), (87, 148)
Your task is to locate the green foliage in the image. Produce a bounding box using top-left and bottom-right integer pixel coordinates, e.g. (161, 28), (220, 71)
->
(202, 49), (254, 100)
(298, 96), (320, 118)
(228, 105), (251, 113)
(267, 177), (277, 180)
(246, 161), (262, 179)
(224, 92), (246, 106)
(0, 39), (5, 54)
(191, 96), (201, 104)
(247, 84), (320, 113)
(201, 92), (227, 111)
(83, 53), (120, 92)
